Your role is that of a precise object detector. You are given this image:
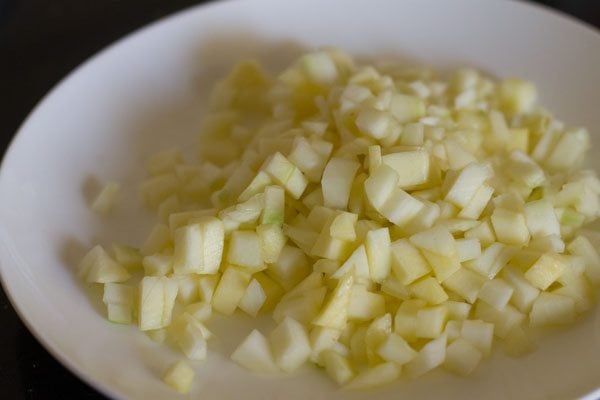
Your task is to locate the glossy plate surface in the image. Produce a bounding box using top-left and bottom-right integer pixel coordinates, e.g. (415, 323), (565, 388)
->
(1, 0), (599, 399)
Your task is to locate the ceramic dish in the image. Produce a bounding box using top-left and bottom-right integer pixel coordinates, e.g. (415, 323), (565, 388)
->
(1, 0), (600, 399)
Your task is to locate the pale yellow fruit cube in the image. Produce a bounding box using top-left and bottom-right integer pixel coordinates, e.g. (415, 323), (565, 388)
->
(380, 189), (424, 227)
(103, 282), (135, 306)
(416, 304), (448, 339)
(491, 208), (530, 246)
(442, 268), (486, 303)
(444, 163), (492, 208)
(410, 277), (448, 305)
(394, 299), (426, 342)
(261, 185), (285, 225)
(91, 182), (120, 215)
(382, 150), (430, 188)
(405, 335), (447, 378)
(185, 302), (212, 322)
(460, 319), (494, 356)
(163, 360), (194, 394)
(524, 253), (567, 290)
(322, 349), (355, 386)
(345, 362), (401, 389)
(389, 93), (425, 123)
(138, 276), (178, 331)
(268, 245), (310, 290)
(79, 245), (130, 283)
(499, 78), (537, 115)
(273, 286), (326, 325)
(171, 315), (210, 361)
(365, 313), (393, 363)
(377, 333), (417, 365)
(270, 317), (311, 372)
(321, 157), (360, 210)
(447, 301), (471, 320)
(444, 338), (482, 376)
(329, 211), (358, 241)
(410, 226), (456, 257)
(390, 239), (431, 285)
(464, 219), (496, 246)
(231, 329), (279, 374)
(309, 326), (342, 364)
(106, 304), (132, 324)
(356, 107), (391, 139)
(501, 266), (540, 313)
(239, 279), (267, 317)
(553, 276), (596, 312)
(567, 235), (600, 285)
(227, 230), (265, 271)
(253, 272), (284, 312)
(142, 253), (173, 276)
(238, 172), (272, 203)
(197, 275), (219, 303)
(288, 137), (325, 182)
(111, 244), (143, 272)
(365, 228), (391, 283)
(421, 250), (462, 283)
(368, 145), (382, 174)
(212, 267), (251, 315)
(474, 302), (524, 339)
(364, 164), (398, 210)
(141, 223), (171, 256)
(458, 185), (494, 220)
(313, 275), (353, 330)
(331, 245), (369, 282)
(478, 278), (514, 310)
(529, 292), (576, 327)
(347, 285), (386, 322)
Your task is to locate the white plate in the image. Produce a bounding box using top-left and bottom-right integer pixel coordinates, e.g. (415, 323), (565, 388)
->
(1, 0), (600, 399)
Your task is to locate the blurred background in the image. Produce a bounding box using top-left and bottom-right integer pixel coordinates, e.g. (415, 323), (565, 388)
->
(0, 0), (598, 398)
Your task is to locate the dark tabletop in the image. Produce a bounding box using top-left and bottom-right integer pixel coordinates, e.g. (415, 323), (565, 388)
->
(0, 1), (599, 399)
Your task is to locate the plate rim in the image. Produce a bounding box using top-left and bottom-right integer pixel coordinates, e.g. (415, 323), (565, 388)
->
(0, 0), (599, 399)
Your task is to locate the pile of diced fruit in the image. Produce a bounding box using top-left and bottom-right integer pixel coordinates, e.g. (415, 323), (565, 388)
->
(81, 49), (600, 394)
